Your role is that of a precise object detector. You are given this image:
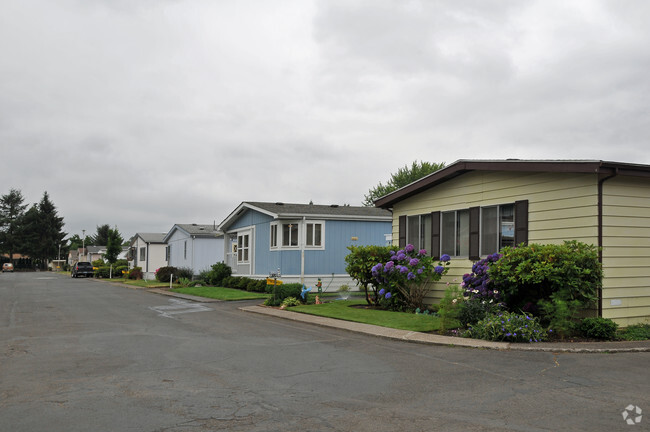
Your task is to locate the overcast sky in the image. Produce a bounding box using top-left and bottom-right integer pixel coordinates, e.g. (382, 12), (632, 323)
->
(2, 0), (649, 241)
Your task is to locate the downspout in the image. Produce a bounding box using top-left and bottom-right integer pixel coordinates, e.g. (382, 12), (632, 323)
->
(300, 216), (306, 284)
(191, 235), (195, 276)
(597, 167), (618, 317)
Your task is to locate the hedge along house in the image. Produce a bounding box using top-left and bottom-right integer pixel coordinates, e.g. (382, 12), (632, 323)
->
(375, 159), (650, 327)
(163, 224), (224, 277)
(129, 233), (168, 280)
(218, 202), (392, 290)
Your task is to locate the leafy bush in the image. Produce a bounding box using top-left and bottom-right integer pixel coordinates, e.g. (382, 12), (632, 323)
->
(465, 311), (549, 343)
(246, 279), (266, 292)
(94, 266), (111, 278)
(578, 317), (619, 340)
(92, 258), (105, 268)
(280, 297), (302, 308)
(204, 262), (232, 286)
(437, 285), (463, 332)
(538, 297), (582, 338)
(155, 266), (178, 283)
(345, 245), (393, 305)
(128, 267), (143, 280)
(178, 277), (192, 288)
(458, 297), (504, 328)
(489, 241), (602, 313)
(265, 283), (303, 306)
(176, 267), (194, 280)
(115, 265), (128, 277)
(371, 244), (451, 311)
(619, 323), (650, 341)
(222, 276), (239, 288)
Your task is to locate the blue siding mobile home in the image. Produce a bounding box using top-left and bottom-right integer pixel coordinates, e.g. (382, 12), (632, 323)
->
(219, 202), (392, 291)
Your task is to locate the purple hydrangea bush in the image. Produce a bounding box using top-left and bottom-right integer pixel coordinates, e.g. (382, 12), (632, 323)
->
(371, 245), (451, 311)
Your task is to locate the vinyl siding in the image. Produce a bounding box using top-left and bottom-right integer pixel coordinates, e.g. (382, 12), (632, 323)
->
(391, 171), (600, 304)
(601, 176), (650, 326)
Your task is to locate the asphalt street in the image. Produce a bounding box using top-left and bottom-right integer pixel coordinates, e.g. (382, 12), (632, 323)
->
(1, 272), (648, 431)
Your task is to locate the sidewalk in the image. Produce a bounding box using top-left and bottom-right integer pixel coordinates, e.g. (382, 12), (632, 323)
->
(147, 289), (650, 353)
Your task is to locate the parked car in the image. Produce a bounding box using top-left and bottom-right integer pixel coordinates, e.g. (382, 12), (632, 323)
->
(2, 263), (14, 272)
(71, 262), (94, 278)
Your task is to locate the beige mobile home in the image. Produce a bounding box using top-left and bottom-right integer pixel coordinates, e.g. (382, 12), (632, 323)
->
(375, 159), (650, 326)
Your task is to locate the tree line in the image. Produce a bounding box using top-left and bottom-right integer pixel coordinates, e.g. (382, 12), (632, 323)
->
(0, 189), (125, 268)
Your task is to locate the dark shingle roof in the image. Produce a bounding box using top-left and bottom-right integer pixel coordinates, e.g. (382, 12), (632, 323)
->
(135, 233), (167, 244)
(375, 159), (650, 208)
(219, 201), (391, 231)
(246, 202), (391, 218)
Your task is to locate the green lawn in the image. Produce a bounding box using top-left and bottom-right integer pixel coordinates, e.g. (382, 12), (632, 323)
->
(171, 286), (270, 301)
(111, 278), (175, 289)
(288, 300), (453, 333)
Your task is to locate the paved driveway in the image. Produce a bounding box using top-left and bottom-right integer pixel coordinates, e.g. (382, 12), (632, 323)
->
(1, 273), (648, 431)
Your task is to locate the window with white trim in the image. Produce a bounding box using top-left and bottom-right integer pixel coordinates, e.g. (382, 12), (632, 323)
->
(305, 222), (323, 247)
(270, 224), (278, 248)
(237, 234), (249, 263)
(282, 222), (299, 247)
(140, 247), (146, 261)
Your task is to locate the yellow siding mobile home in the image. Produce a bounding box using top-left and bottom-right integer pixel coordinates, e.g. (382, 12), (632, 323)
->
(375, 160), (650, 326)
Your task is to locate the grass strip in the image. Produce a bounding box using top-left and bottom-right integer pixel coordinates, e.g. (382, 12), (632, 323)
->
(171, 286), (270, 301)
(288, 300), (447, 332)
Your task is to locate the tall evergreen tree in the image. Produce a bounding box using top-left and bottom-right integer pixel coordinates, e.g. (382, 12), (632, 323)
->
(0, 188), (28, 262)
(91, 224), (123, 246)
(19, 192), (66, 266)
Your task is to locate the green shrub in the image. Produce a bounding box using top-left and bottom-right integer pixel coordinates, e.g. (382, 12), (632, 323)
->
(92, 258), (105, 268)
(176, 267), (194, 280)
(221, 276), (237, 288)
(128, 267), (143, 280)
(345, 245), (394, 305)
(94, 266), (111, 278)
(265, 283), (303, 306)
(458, 297), (504, 328)
(465, 311), (549, 343)
(205, 262), (232, 286)
(236, 277), (251, 290)
(246, 279), (266, 292)
(578, 317), (619, 340)
(619, 323), (650, 341)
(155, 266), (178, 282)
(178, 277), (192, 288)
(489, 241), (601, 328)
(437, 286), (463, 332)
(281, 297), (302, 308)
(115, 265), (128, 277)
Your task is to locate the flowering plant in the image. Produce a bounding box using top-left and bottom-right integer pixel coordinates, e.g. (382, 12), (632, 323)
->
(461, 253), (502, 302)
(371, 244), (451, 311)
(464, 310), (549, 343)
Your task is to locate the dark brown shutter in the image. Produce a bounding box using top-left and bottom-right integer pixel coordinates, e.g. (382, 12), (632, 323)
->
(515, 200), (529, 246)
(469, 206), (480, 261)
(430, 211), (440, 259)
(398, 215), (406, 248)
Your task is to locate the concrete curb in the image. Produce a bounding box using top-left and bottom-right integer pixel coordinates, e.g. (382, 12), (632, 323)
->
(140, 288), (650, 353)
(239, 305), (650, 353)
